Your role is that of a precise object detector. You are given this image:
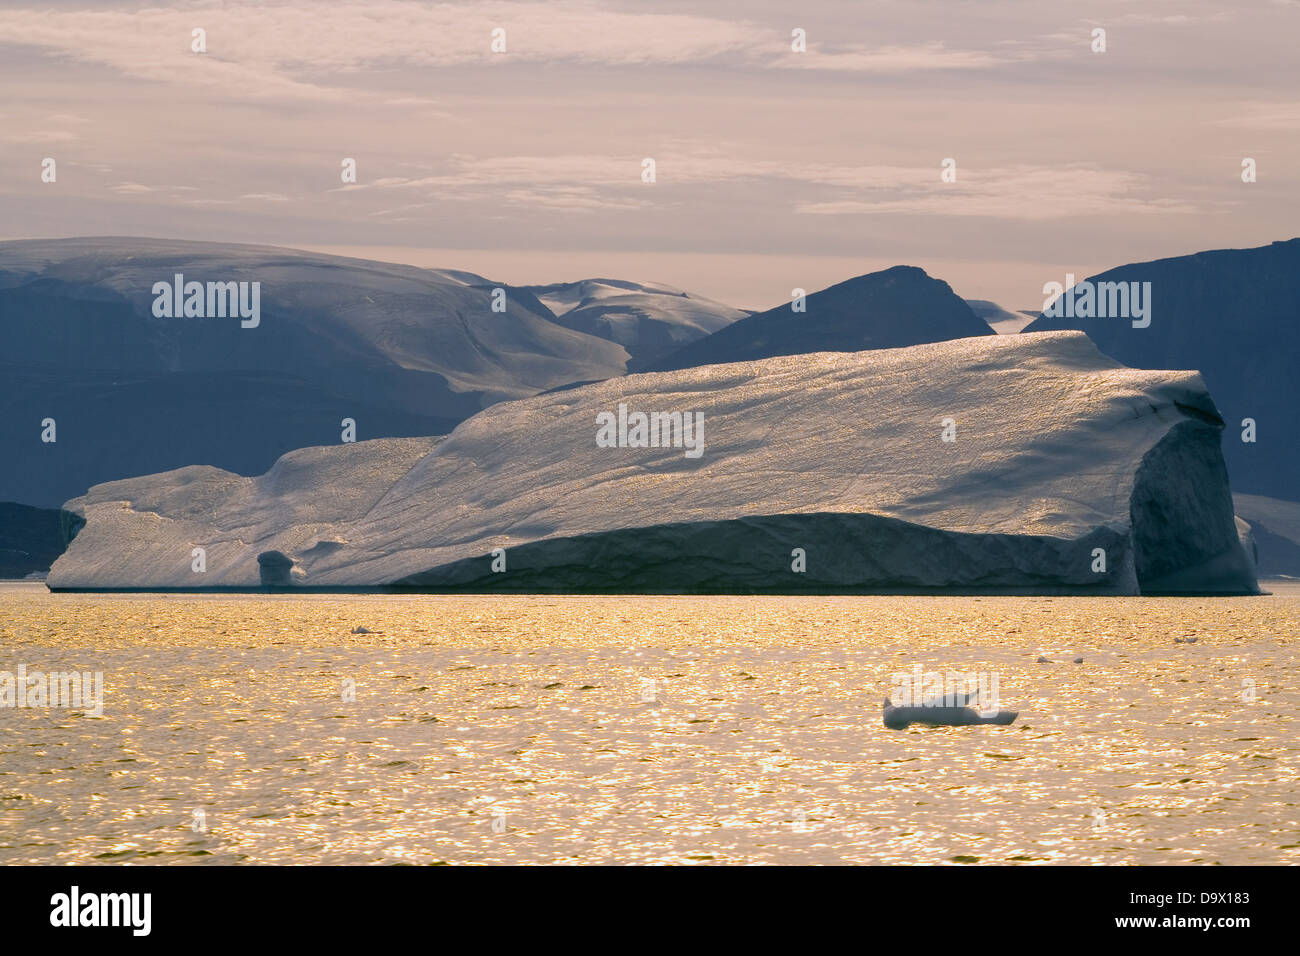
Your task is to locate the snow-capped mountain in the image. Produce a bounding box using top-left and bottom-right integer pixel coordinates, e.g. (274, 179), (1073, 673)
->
(634, 265), (994, 372)
(965, 299), (1036, 334)
(1024, 238), (1300, 501)
(0, 237), (629, 506)
(524, 277), (745, 365)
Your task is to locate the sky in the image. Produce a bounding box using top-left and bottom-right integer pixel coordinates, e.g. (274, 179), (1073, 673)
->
(1, 0), (1297, 310)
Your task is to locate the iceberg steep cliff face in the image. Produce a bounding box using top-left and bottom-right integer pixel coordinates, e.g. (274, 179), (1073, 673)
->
(48, 332), (1257, 594)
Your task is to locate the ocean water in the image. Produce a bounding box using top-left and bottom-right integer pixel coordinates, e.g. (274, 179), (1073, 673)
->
(1, 581), (1297, 865)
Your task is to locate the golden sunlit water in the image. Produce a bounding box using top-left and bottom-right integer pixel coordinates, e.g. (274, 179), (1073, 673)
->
(1, 581), (1297, 865)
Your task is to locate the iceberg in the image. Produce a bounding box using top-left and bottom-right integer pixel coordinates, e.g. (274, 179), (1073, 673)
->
(48, 331), (1258, 595)
(882, 699), (1018, 729)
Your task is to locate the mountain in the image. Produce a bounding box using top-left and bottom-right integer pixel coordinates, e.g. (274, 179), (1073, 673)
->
(1023, 239), (1300, 500)
(0, 501), (64, 578)
(0, 237), (628, 507)
(523, 278), (745, 365)
(1234, 494), (1300, 577)
(632, 265), (994, 372)
(965, 299), (1035, 334)
(49, 331), (1256, 595)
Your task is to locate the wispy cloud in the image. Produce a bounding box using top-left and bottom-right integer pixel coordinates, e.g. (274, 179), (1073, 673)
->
(1216, 102), (1300, 130)
(0, 0), (1292, 308)
(0, 1), (1019, 102)
(326, 152), (1191, 221)
(780, 42), (1013, 72)
(796, 166), (1197, 220)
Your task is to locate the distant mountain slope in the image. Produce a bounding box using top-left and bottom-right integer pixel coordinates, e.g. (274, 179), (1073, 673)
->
(0, 501), (63, 578)
(634, 266), (993, 372)
(1023, 239), (1300, 499)
(0, 237), (627, 506)
(965, 299), (1035, 334)
(1234, 494), (1300, 577)
(523, 278), (745, 365)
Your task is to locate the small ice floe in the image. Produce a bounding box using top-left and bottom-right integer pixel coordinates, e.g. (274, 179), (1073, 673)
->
(1174, 635), (1199, 644)
(350, 626), (380, 634)
(1036, 654), (1083, 663)
(882, 691), (1018, 730)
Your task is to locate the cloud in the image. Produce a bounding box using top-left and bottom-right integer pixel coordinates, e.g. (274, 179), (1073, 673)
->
(795, 166), (1196, 220)
(0, 109), (87, 144)
(0, 1), (1015, 102)
(1115, 11), (1231, 23)
(183, 192), (291, 205)
(325, 151), (1191, 220)
(781, 42), (1011, 72)
(500, 186), (649, 211)
(1216, 102), (1300, 130)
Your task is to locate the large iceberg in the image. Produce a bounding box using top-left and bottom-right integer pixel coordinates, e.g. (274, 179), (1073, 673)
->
(48, 331), (1258, 595)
